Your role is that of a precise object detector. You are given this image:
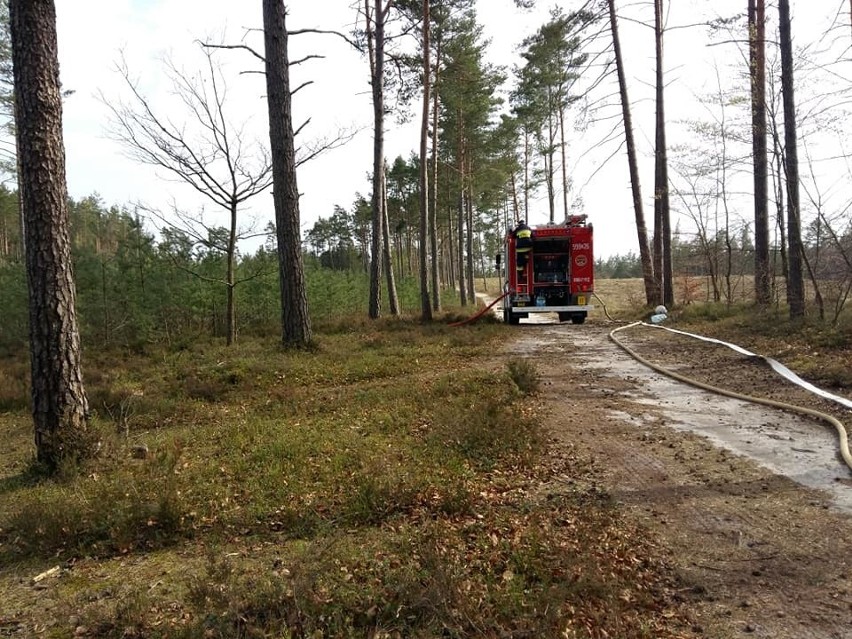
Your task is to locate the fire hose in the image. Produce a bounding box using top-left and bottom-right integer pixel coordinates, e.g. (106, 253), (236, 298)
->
(609, 321), (852, 473)
(448, 292), (509, 327)
(451, 291), (852, 472)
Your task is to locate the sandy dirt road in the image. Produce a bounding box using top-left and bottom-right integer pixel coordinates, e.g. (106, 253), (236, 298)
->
(506, 317), (852, 639)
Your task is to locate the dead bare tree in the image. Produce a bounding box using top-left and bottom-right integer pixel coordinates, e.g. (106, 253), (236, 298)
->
(670, 168), (723, 302)
(104, 45), (273, 346)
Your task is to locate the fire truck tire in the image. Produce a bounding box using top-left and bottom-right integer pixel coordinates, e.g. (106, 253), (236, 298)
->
(558, 312), (570, 322)
(570, 313), (586, 325)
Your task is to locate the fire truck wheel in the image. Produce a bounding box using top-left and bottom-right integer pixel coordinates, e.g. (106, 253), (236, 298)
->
(570, 313), (586, 325)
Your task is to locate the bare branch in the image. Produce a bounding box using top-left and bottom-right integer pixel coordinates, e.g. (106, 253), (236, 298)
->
(293, 117), (312, 138)
(287, 27), (361, 49)
(290, 54), (325, 66)
(295, 125), (361, 168)
(201, 42), (266, 65)
(291, 80), (314, 96)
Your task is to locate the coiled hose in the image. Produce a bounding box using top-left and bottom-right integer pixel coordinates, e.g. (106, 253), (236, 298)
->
(609, 321), (852, 473)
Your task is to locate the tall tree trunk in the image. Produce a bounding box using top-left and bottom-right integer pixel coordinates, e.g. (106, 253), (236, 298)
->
(523, 129), (531, 221)
(801, 249), (824, 320)
(396, 226), (404, 278)
(456, 118), (467, 306)
(778, 0), (805, 319)
(263, 0), (312, 347)
(11, 0), (91, 469)
(381, 171), (399, 315)
(749, 0), (771, 307)
(654, 0), (673, 307)
(465, 164), (475, 299)
(100, 259), (109, 345)
(418, 0), (432, 320)
(457, 188), (467, 306)
(448, 198), (457, 292)
(724, 206), (733, 304)
(510, 171), (521, 221)
(0, 214), (8, 258)
(430, 26), (442, 313)
(406, 227), (413, 276)
(771, 125), (789, 299)
(226, 201), (237, 345)
(607, 0), (656, 305)
(546, 101), (556, 223)
(367, 0), (386, 319)
(559, 103), (569, 221)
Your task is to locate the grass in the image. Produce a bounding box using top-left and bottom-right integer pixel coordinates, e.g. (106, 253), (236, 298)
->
(20, 269), (849, 636)
(14, 270), (848, 636)
(0, 307), (692, 638)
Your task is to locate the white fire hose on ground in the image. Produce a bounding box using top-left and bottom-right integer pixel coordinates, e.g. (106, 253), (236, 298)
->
(608, 321), (852, 473)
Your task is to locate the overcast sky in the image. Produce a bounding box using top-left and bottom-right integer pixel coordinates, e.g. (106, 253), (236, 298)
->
(52, 0), (848, 259)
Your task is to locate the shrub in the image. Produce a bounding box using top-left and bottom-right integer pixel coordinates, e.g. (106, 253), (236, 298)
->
(507, 357), (540, 394)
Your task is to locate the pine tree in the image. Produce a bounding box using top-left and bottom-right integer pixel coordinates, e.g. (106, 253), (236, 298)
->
(263, 0), (312, 346)
(11, 0), (91, 469)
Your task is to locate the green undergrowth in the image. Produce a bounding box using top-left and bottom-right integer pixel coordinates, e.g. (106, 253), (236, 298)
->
(0, 313), (690, 638)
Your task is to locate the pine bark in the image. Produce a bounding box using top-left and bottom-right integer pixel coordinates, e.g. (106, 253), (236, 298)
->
(418, 0), (432, 320)
(262, 0), (312, 346)
(11, 0), (91, 468)
(749, 0), (771, 307)
(778, 0), (805, 318)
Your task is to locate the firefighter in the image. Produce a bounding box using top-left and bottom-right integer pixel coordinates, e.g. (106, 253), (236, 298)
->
(513, 220), (533, 271)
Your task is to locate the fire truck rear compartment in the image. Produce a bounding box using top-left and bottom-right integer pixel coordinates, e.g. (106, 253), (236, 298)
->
(502, 217), (593, 325)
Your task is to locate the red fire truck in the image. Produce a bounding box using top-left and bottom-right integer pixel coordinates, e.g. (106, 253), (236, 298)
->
(500, 215), (594, 325)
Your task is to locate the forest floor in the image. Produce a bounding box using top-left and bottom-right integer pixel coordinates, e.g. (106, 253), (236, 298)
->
(504, 314), (852, 638)
(2, 280), (852, 637)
